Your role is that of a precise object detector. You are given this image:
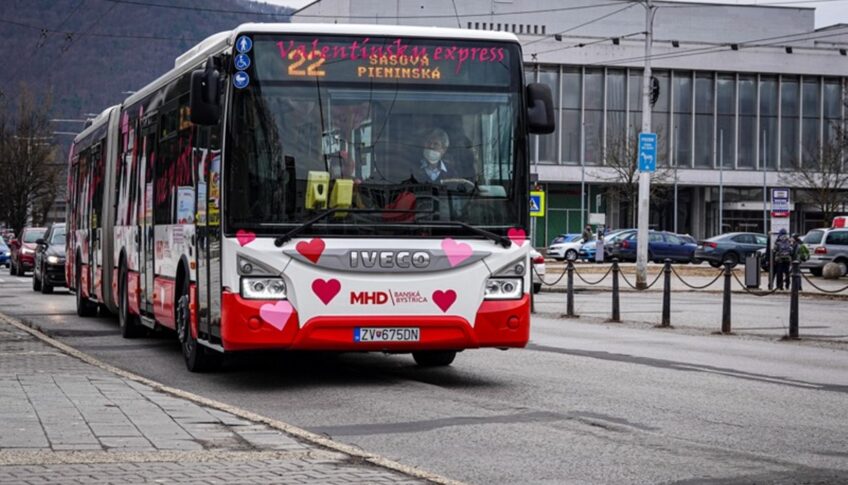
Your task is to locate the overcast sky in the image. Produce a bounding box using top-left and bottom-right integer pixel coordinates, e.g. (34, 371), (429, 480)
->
(256, 1), (848, 28)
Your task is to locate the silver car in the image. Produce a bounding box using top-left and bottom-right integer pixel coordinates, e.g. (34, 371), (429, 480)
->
(801, 228), (848, 277)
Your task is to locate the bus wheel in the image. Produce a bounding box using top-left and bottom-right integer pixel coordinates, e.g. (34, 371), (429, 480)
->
(176, 290), (219, 372)
(412, 350), (457, 367)
(119, 266), (143, 338)
(75, 266), (97, 317)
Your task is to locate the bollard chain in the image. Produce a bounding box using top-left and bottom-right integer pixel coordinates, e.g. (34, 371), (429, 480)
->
(573, 265), (614, 285)
(670, 266), (724, 290)
(799, 272), (848, 294)
(730, 272), (780, 297)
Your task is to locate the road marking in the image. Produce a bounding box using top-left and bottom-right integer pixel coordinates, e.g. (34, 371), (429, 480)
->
(0, 311), (468, 485)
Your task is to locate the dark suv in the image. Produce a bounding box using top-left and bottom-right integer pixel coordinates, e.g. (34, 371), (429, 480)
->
(33, 223), (67, 293)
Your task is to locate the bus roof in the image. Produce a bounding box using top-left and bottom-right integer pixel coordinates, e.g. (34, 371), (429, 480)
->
(124, 23), (520, 109)
(73, 105), (120, 145)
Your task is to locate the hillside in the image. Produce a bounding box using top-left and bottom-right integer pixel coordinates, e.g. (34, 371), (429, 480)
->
(2, 0), (293, 124)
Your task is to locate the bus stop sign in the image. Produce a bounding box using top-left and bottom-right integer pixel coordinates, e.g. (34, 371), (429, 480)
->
(638, 132), (657, 173)
(530, 191), (545, 218)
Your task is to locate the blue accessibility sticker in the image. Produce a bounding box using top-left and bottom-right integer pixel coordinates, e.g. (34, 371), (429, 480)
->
(235, 35), (253, 54)
(233, 71), (250, 89)
(234, 53), (251, 71)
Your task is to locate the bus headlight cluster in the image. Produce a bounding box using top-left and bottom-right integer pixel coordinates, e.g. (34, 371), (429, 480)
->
(484, 278), (523, 300)
(241, 277), (287, 300)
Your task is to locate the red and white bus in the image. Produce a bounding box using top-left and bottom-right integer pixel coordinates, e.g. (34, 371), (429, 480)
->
(67, 23), (554, 372)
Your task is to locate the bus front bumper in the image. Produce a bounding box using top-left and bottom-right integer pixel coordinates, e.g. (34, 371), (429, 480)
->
(219, 291), (530, 352)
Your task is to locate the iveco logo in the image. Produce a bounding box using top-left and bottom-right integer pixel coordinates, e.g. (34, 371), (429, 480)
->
(349, 251), (431, 269)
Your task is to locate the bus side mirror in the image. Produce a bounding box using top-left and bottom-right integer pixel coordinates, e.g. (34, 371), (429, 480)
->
(526, 83), (555, 134)
(190, 62), (221, 126)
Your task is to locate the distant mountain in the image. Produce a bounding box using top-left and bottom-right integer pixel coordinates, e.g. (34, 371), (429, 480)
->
(3, 0), (293, 124)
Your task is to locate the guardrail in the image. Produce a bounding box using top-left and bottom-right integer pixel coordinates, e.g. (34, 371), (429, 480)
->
(532, 258), (848, 340)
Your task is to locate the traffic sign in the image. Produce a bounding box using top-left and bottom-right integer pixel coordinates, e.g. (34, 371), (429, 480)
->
(236, 35), (253, 53)
(234, 53), (251, 71)
(638, 132), (657, 173)
(530, 191), (545, 218)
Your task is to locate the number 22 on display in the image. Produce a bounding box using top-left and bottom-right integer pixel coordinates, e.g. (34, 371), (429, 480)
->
(288, 50), (326, 77)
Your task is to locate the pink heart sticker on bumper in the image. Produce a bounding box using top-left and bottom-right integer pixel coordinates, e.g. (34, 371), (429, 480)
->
(259, 301), (293, 331)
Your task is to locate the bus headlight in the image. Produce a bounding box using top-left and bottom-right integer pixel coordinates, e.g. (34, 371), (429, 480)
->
(241, 277), (287, 300)
(484, 278), (523, 300)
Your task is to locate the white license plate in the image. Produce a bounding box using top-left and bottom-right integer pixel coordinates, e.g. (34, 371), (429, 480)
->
(354, 327), (420, 342)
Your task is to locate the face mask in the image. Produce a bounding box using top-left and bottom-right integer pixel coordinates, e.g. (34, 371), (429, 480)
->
(423, 149), (441, 164)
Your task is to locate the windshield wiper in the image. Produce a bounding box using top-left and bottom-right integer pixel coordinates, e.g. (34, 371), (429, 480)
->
(427, 221), (512, 248)
(273, 208), (431, 247)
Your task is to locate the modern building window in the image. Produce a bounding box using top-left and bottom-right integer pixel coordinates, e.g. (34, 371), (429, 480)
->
(537, 66), (559, 163)
(738, 75), (757, 169)
(802, 77), (821, 168)
(717, 74), (735, 168)
(781, 76), (800, 169)
(561, 68), (581, 164)
(607, 69), (627, 162)
(694, 73), (714, 168)
(823, 78), (842, 148)
(652, 71), (670, 166)
(584, 69), (604, 165)
(673, 72), (693, 168)
(759, 76), (778, 169)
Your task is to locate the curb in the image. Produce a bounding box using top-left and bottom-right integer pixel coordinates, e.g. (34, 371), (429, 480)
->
(0, 312), (466, 485)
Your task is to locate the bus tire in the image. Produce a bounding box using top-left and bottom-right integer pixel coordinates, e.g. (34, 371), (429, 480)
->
(176, 284), (219, 372)
(118, 264), (143, 338)
(75, 263), (97, 317)
(412, 350), (457, 367)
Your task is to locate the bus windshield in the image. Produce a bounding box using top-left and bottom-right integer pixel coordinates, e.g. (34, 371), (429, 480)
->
(226, 34), (526, 239)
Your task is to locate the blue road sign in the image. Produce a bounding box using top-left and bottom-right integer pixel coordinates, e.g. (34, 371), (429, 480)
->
(234, 53), (251, 71)
(233, 71), (250, 89)
(638, 132), (657, 173)
(236, 35), (253, 53)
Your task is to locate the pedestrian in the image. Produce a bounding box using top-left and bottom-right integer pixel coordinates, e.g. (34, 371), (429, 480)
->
(791, 233), (808, 291)
(581, 225), (593, 243)
(595, 231), (605, 263)
(773, 229), (792, 290)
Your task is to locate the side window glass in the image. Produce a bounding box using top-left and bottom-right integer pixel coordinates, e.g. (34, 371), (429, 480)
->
(755, 235), (767, 245)
(665, 234), (682, 245)
(649, 233), (663, 242)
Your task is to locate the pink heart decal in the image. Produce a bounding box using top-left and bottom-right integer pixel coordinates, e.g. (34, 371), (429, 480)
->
(236, 229), (256, 247)
(432, 290), (457, 313)
(296, 238), (326, 264)
(441, 238), (473, 267)
(508, 228), (527, 247)
(259, 301), (293, 331)
(312, 278), (341, 305)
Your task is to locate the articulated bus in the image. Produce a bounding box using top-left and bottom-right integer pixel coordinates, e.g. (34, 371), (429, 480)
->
(67, 23), (554, 372)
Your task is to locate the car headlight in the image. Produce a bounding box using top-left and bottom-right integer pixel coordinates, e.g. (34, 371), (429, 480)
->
(240, 277), (287, 300)
(484, 278), (523, 300)
(47, 255), (63, 264)
(22, 247), (34, 255)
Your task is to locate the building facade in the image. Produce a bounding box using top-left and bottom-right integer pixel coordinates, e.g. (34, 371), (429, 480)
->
(292, 0), (848, 246)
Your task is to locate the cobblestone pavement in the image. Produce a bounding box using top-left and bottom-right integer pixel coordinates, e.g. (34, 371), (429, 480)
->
(0, 320), (430, 484)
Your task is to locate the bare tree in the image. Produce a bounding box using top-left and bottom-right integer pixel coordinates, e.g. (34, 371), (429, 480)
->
(0, 87), (60, 237)
(594, 131), (675, 227)
(781, 130), (848, 227)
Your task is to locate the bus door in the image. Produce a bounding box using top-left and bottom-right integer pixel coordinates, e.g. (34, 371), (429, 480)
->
(196, 125), (223, 345)
(140, 117), (157, 315)
(90, 142), (104, 301)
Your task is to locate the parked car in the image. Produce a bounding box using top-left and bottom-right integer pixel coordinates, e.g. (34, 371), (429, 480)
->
(9, 227), (47, 276)
(694, 232), (768, 268)
(33, 223), (67, 293)
(547, 233), (588, 261)
(610, 231), (697, 263)
(578, 240), (597, 262)
(531, 249), (545, 294)
(0, 236), (10, 268)
(802, 227), (848, 277)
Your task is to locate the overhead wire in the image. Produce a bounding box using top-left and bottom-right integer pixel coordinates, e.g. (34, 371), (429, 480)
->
(524, 3), (638, 47)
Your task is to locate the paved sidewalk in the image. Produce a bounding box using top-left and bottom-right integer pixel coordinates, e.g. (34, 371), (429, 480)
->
(0, 317), (436, 485)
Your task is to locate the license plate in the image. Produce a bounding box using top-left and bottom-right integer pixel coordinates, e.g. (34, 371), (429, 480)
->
(354, 327), (420, 342)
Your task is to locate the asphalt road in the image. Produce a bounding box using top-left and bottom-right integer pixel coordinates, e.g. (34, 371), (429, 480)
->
(1, 266), (847, 485)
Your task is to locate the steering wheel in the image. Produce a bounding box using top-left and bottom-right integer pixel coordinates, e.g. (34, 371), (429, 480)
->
(440, 178), (477, 194)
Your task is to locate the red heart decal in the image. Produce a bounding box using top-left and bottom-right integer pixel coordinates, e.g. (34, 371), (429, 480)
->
(432, 290), (457, 313)
(507, 228), (527, 247)
(296, 238), (326, 264)
(312, 278), (341, 305)
(236, 229), (256, 247)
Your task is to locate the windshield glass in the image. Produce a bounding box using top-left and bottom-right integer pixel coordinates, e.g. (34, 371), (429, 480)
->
(22, 229), (46, 243)
(226, 34), (526, 239)
(50, 227), (66, 245)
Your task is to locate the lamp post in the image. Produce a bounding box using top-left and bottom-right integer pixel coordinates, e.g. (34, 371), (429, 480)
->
(636, 0), (656, 289)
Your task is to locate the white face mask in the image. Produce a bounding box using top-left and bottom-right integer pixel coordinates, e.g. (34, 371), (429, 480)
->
(423, 149), (442, 164)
